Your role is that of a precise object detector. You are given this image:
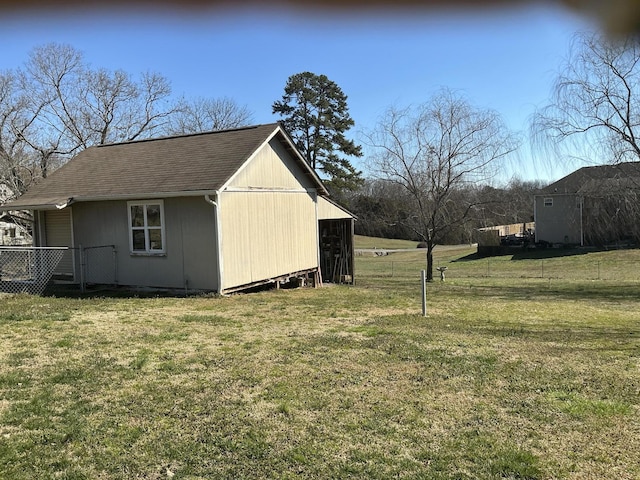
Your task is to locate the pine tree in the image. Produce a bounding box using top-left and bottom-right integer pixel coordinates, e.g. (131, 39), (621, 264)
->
(272, 72), (363, 193)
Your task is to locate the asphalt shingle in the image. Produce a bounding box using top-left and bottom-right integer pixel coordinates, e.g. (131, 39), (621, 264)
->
(2, 123), (324, 209)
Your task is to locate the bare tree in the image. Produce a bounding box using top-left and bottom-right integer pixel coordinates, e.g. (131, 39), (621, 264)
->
(363, 89), (519, 281)
(0, 71), (41, 197)
(80, 69), (174, 145)
(18, 44), (175, 165)
(169, 97), (253, 135)
(532, 32), (640, 165)
(532, 33), (640, 246)
(348, 179), (417, 240)
(0, 43), (254, 203)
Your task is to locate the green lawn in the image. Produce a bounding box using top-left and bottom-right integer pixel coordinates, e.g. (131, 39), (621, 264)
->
(355, 234), (420, 250)
(0, 246), (639, 479)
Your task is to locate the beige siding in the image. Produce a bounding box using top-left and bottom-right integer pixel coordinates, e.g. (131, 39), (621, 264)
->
(72, 197), (218, 291)
(228, 138), (316, 191)
(44, 209), (74, 276)
(220, 191), (318, 290)
(317, 196), (353, 220)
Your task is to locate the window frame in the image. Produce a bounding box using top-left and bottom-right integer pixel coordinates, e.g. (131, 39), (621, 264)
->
(127, 200), (166, 255)
(543, 197), (553, 207)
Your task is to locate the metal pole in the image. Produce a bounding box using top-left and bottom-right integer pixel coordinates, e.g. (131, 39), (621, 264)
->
(421, 270), (427, 317)
(112, 246), (118, 284)
(79, 244), (85, 293)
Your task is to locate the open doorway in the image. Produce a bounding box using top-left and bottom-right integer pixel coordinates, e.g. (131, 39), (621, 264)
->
(319, 218), (354, 284)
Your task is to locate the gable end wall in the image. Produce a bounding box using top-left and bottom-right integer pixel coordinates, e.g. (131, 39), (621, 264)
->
(227, 138), (316, 191)
(534, 194), (582, 244)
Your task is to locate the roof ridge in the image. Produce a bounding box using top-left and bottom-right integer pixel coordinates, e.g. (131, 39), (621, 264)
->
(95, 122), (281, 148)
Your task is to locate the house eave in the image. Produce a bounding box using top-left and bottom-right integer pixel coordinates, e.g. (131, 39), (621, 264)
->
(0, 190), (221, 211)
(72, 190), (220, 202)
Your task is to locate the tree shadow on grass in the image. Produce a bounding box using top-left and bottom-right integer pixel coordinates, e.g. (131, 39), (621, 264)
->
(42, 283), (202, 299)
(42, 281), (282, 299)
(454, 247), (598, 262)
(511, 248), (595, 260)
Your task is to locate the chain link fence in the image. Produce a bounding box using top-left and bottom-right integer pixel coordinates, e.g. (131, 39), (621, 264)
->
(0, 245), (118, 295)
(357, 254), (640, 282)
(0, 247), (67, 295)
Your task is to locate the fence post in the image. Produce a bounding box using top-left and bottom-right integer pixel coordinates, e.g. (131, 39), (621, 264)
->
(421, 270), (427, 317)
(112, 246), (118, 284)
(79, 244), (86, 293)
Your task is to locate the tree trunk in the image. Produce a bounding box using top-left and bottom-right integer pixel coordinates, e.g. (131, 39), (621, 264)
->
(426, 243), (434, 282)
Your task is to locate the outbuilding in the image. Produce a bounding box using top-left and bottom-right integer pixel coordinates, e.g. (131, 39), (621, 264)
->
(0, 123), (355, 293)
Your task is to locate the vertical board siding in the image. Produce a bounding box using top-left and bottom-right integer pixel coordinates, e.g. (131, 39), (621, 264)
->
(220, 191), (318, 290)
(229, 139), (316, 191)
(221, 136), (320, 290)
(317, 196), (353, 220)
(44, 209), (74, 276)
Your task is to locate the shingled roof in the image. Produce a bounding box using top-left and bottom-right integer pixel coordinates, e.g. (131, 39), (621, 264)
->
(541, 162), (640, 195)
(1, 123), (327, 210)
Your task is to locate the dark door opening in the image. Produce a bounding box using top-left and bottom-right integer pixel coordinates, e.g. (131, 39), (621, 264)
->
(319, 219), (354, 284)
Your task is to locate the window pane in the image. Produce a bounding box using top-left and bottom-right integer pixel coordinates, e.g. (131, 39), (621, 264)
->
(146, 204), (162, 227)
(149, 229), (163, 250)
(132, 229), (146, 250)
(131, 205), (145, 227)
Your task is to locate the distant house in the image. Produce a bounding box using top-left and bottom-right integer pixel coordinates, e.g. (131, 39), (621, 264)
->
(534, 162), (640, 246)
(0, 214), (31, 246)
(0, 186), (31, 246)
(0, 123), (355, 293)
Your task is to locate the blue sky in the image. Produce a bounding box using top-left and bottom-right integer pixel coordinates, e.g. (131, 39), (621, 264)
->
(0, 2), (597, 184)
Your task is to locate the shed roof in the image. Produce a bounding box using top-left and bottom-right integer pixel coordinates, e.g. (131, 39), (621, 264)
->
(1, 123), (328, 210)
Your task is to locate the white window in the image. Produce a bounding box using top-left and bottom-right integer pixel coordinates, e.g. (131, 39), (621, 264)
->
(127, 200), (166, 254)
(544, 197), (553, 207)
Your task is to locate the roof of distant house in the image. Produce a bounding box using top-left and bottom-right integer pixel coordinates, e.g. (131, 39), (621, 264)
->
(1, 123), (328, 210)
(540, 162), (640, 195)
